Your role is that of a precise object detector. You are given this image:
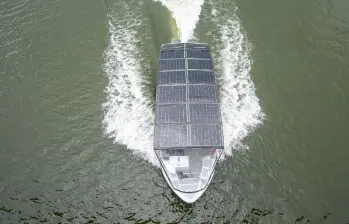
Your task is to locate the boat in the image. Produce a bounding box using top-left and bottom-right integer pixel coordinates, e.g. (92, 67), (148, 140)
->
(154, 41), (224, 203)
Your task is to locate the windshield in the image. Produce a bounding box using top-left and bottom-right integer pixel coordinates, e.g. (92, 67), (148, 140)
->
(155, 148), (223, 193)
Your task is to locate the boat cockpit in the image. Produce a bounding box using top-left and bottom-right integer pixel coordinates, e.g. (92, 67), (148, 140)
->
(155, 148), (223, 193)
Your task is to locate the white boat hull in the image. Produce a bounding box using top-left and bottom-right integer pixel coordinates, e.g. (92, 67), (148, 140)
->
(161, 167), (215, 203)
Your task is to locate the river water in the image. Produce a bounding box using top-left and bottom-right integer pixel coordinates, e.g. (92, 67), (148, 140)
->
(1, 0), (349, 223)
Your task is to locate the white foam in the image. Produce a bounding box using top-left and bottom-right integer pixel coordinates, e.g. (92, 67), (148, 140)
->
(102, 13), (158, 165)
(155, 0), (204, 42)
(213, 16), (265, 156)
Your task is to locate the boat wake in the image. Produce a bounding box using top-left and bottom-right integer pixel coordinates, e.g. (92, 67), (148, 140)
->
(102, 0), (264, 165)
(102, 2), (157, 164)
(155, 0), (204, 42)
(219, 18), (264, 155)
(206, 1), (265, 156)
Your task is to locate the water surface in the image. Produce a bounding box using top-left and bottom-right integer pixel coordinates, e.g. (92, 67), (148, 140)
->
(1, 0), (349, 223)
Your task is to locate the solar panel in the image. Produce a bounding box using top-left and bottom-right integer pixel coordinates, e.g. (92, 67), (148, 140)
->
(186, 43), (209, 50)
(159, 59), (185, 71)
(189, 104), (221, 123)
(154, 124), (188, 148)
(188, 85), (218, 102)
(157, 85), (186, 103)
(187, 49), (211, 59)
(160, 50), (184, 59)
(188, 71), (215, 84)
(159, 71), (186, 84)
(190, 124), (223, 147)
(161, 43), (185, 50)
(156, 104), (187, 123)
(188, 59), (213, 70)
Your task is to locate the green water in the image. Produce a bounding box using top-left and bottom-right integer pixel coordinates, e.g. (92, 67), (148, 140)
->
(1, 0), (349, 223)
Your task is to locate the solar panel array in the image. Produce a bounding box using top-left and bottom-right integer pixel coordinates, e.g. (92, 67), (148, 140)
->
(154, 43), (223, 149)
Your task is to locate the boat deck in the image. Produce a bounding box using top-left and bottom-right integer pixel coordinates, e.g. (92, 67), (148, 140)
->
(154, 42), (224, 201)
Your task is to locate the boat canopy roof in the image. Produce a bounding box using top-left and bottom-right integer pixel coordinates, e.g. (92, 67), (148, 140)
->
(154, 43), (224, 150)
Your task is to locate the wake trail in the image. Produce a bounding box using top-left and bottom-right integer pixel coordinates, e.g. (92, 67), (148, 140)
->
(102, 2), (157, 165)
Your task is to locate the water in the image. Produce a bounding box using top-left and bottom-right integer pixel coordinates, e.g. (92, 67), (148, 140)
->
(1, 0), (349, 223)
